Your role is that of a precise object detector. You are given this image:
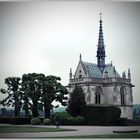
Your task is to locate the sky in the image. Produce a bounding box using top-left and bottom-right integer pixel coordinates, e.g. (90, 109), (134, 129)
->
(0, 1), (140, 104)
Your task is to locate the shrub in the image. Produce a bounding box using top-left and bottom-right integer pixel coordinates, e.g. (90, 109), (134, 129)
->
(75, 116), (85, 125)
(53, 112), (85, 125)
(31, 117), (41, 125)
(10, 117), (31, 125)
(83, 105), (121, 126)
(43, 118), (51, 125)
(117, 118), (128, 126)
(67, 116), (75, 125)
(0, 117), (11, 124)
(67, 116), (85, 125)
(57, 112), (71, 125)
(127, 119), (140, 126)
(0, 117), (31, 125)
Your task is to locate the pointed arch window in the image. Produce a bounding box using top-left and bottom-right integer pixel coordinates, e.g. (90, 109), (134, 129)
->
(79, 75), (82, 79)
(120, 87), (126, 105)
(95, 87), (102, 104)
(95, 93), (101, 104)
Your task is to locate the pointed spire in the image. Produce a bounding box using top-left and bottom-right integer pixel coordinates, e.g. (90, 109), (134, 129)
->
(80, 53), (82, 61)
(100, 12), (102, 20)
(70, 68), (72, 73)
(98, 12), (104, 48)
(111, 61), (113, 66)
(113, 66), (116, 78)
(122, 71), (126, 79)
(69, 68), (72, 79)
(96, 13), (106, 72)
(128, 68), (131, 79)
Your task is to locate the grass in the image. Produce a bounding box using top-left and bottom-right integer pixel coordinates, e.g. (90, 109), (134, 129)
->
(49, 133), (140, 138)
(0, 125), (76, 133)
(0, 125), (140, 138)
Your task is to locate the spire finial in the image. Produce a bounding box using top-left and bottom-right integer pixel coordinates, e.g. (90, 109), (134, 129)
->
(100, 12), (102, 21)
(80, 53), (82, 60)
(70, 68), (72, 73)
(128, 68), (131, 79)
(69, 68), (72, 79)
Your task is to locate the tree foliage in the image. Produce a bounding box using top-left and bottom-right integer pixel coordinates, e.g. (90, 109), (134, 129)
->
(40, 75), (68, 118)
(0, 73), (68, 118)
(21, 73), (45, 117)
(0, 77), (21, 117)
(67, 85), (86, 117)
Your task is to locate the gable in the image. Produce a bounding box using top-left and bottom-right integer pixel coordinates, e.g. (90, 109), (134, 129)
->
(74, 61), (87, 78)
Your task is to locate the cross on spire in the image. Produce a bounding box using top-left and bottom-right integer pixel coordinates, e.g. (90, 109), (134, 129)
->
(100, 12), (102, 20)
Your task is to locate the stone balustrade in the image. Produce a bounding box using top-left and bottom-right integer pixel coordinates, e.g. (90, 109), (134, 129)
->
(69, 77), (131, 84)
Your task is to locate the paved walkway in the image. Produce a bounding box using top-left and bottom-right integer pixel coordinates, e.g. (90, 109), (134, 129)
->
(0, 125), (140, 138)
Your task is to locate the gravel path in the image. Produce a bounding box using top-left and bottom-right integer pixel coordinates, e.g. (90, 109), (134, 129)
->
(0, 125), (140, 138)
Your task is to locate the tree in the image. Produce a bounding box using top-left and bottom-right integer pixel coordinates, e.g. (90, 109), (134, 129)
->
(40, 75), (68, 118)
(0, 73), (68, 118)
(21, 73), (44, 117)
(67, 85), (86, 117)
(0, 77), (21, 117)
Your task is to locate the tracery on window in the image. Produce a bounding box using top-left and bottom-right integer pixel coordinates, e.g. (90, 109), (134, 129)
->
(120, 87), (127, 105)
(95, 86), (103, 104)
(79, 75), (82, 79)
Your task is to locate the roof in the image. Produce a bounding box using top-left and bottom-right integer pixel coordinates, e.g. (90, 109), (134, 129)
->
(82, 62), (121, 78)
(103, 65), (121, 78)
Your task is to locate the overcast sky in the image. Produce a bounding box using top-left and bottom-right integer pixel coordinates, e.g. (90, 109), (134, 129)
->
(0, 1), (140, 104)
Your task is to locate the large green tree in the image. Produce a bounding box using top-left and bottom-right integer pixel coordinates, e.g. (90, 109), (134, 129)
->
(67, 85), (86, 117)
(40, 75), (68, 118)
(0, 77), (21, 117)
(21, 73), (44, 117)
(20, 81), (31, 117)
(0, 73), (68, 118)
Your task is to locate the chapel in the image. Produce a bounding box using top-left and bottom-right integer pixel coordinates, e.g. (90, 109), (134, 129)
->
(68, 14), (134, 119)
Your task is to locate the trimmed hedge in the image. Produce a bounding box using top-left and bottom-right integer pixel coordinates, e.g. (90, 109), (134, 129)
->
(75, 116), (85, 125)
(53, 112), (85, 125)
(10, 117), (31, 125)
(0, 117), (31, 124)
(128, 119), (140, 126)
(116, 118), (128, 126)
(67, 116), (85, 125)
(0, 117), (11, 124)
(57, 112), (71, 125)
(82, 105), (121, 126)
(31, 117), (41, 125)
(43, 118), (51, 125)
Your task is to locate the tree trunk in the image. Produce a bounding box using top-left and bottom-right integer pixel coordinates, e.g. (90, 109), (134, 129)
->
(14, 95), (20, 117)
(24, 97), (29, 117)
(32, 100), (38, 117)
(25, 107), (29, 117)
(25, 103), (29, 117)
(44, 101), (51, 118)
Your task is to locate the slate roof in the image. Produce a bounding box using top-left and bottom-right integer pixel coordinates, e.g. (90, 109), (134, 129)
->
(82, 62), (121, 78)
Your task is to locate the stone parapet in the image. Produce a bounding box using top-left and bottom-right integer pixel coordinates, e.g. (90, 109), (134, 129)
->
(69, 77), (131, 84)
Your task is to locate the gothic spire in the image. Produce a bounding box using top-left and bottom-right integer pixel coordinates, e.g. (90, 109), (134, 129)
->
(128, 68), (131, 79)
(98, 12), (104, 48)
(96, 13), (106, 72)
(69, 68), (72, 79)
(79, 53), (82, 61)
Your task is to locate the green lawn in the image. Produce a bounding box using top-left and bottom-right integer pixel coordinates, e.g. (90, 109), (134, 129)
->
(52, 133), (140, 138)
(0, 125), (140, 138)
(0, 125), (76, 133)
